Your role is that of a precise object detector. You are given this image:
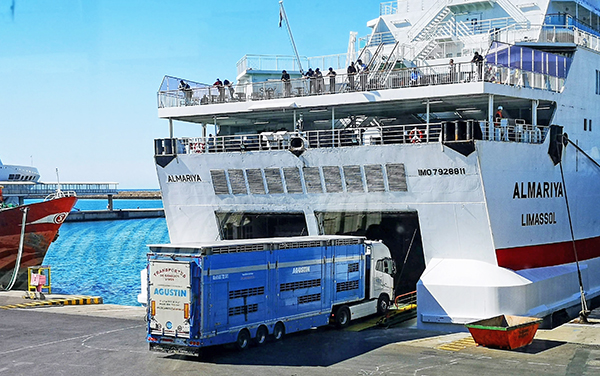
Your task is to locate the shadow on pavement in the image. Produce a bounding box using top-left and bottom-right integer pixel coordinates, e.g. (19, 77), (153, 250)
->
(168, 325), (443, 367)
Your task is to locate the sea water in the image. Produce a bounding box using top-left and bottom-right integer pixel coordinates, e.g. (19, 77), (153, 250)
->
(39, 199), (169, 306)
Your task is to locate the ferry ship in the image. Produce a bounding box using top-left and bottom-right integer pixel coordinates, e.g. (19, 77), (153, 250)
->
(153, 0), (600, 331)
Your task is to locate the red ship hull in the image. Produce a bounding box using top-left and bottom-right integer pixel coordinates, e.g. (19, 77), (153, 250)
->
(0, 196), (77, 290)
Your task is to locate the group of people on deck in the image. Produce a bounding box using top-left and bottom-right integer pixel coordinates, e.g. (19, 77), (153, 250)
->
(347, 59), (368, 91)
(281, 67), (337, 96)
(178, 78), (236, 105)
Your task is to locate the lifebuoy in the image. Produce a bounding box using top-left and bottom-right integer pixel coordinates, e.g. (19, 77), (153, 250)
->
(189, 142), (205, 153)
(409, 128), (423, 143)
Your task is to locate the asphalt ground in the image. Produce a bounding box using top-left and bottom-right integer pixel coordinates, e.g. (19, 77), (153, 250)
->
(1, 292), (600, 376)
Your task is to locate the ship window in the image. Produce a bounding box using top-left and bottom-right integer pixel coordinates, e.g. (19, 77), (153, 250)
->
(216, 212), (308, 240)
(596, 70), (600, 95)
(585, 119), (587, 131)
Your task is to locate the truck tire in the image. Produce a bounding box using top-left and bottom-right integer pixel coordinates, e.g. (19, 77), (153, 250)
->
(255, 325), (268, 345)
(335, 306), (351, 329)
(273, 322), (285, 341)
(235, 329), (251, 351)
(377, 294), (390, 314)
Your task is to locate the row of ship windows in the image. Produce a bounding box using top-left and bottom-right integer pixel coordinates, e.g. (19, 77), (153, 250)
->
(210, 163), (407, 196)
(7, 174), (36, 181)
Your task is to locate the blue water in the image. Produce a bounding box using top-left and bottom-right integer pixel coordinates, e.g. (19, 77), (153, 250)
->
(40, 199), (170, 306)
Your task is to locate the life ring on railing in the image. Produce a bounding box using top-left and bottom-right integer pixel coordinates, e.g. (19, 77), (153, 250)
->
(189, 142), (205, 153)
(409, 128), (423, 143)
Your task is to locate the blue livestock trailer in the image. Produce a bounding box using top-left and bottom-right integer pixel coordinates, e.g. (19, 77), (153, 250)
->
(146, 236), (395, 354)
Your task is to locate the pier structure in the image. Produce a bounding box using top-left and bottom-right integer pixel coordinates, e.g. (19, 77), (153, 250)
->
(0, 182), (119, 206)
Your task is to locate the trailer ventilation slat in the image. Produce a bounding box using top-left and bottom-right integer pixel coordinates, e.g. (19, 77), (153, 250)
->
(278, 240), (325, 249)
(348, 263), (359, 273)
(209, 244), (266, 254)
(229, 286), (265, 299)
(228, 303), (259, 316)
(337, 280), (359, 292)
(298, 293), (321, 304)
(280, 278), (321, 292)
(330, 238), (363, 246)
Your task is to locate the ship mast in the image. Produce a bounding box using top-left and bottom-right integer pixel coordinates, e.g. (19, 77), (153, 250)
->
(279, 1), (304, 75)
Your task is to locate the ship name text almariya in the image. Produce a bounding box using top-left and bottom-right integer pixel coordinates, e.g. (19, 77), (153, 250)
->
(152, 0), (600, 330)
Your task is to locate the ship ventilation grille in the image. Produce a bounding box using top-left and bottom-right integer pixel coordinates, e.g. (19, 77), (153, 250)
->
(303, 167), (323, 193)
(323, 166), (343, 193)
(343, 165), (364, 192)
(229, 169), (247, 195)
(264, 168), (284, 194)
(246, 169), (265, 194)
(283, 167), (303, 193)
(364, 164), (386, 192)
(210, 170), (229, 195)
(386, 163), (408, 191)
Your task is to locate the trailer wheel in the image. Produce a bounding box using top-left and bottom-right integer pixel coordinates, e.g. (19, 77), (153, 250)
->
(255, 325), (268, 345)
(335, 306), (351, 329)
(273, 322), (285, 341)
(235, 329), (251, 351)
(377, 294), (390, 314)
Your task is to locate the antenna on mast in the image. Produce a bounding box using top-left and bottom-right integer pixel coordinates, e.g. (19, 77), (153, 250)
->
(279, 1), (304, 75)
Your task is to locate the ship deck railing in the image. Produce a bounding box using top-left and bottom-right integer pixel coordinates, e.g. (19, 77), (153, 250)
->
(158, 61), (564, 109)
(154, 121), (549, 156)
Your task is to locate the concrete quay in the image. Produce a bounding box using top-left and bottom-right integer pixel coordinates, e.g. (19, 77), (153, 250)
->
(1, 290), (600, 376)
(65, 208), (164, 222)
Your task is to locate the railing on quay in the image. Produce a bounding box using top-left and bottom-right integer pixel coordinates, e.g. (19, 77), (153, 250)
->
(2, 183), (119, 198)
(154, 121), (549, 156)
(158, 61), (563, 109)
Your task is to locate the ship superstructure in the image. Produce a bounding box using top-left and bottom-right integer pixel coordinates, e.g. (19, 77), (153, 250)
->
(154, 0), (600, 330)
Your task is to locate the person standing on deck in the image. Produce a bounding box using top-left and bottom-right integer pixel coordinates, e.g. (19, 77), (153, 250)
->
(281, 70), (291, 97)
(223, 79), (235, 101)
(326, 67), (337, 93)
(315, 68), (324, 94)
(471, 52), (484, 80)
(213, 78), (224, 102)
(357, 59), (368, 90)
(347, 62), (357, 91)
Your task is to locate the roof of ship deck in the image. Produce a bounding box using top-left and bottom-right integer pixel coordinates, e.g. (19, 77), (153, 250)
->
(158, 82), (558, 126)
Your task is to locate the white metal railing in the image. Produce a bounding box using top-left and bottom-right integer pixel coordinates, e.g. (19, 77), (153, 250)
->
(236, 54), (309, 76)
(157, 60), (564, 109)
(379, 1), (398, 16)
(154, 121), (549, 156)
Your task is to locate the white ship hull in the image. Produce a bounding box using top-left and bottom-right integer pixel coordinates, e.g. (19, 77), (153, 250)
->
(153, 0), (600, 330)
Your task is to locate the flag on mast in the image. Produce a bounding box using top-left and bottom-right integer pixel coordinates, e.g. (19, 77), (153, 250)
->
(279, 9), (283, 27)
